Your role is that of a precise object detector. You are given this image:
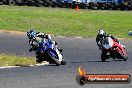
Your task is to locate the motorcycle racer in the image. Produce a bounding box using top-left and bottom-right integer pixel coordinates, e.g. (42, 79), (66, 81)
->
(27, 30), (63, 63)
(27, 30), (63, 52)
(27, 30), (45, 52)
(96, 29), (125, 60)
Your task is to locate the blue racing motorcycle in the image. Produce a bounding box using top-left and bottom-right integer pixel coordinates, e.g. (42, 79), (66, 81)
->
(35, 40), (67, 66)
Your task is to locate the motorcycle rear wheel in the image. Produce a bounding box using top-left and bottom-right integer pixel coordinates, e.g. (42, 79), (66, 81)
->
(101, 53), (107, 62)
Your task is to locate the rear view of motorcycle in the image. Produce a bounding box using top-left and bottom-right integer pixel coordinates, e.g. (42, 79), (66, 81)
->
(100, 37), (128, 62)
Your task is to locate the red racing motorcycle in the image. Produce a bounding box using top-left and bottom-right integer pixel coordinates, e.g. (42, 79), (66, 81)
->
(100, 37), (128, 62)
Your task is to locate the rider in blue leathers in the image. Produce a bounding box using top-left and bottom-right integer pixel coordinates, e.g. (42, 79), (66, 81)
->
(27, 30), (45, 52)
(27, 30), (62, 63)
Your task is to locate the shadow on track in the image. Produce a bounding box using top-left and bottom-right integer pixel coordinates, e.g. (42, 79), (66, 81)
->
(36, 59), (124, 67)
(114, 59), (123, 61)
(69, 60), (111, 64)
(44, 64), (60, 66)
(69, 59), (125, 64)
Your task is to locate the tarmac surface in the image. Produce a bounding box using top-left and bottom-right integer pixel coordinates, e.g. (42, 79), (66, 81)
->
(0, 32), (131, 88)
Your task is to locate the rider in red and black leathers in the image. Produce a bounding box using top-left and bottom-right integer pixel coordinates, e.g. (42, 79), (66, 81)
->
(96, 29), (122, 59)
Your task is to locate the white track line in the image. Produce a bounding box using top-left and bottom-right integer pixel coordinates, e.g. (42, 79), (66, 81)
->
(0, 66), (20, 69)
(29, 62), (49, 66)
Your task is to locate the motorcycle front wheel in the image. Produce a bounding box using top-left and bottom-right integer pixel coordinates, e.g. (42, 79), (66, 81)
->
(115, 48), (128, 61)
(101, 53), (107, 62)
(61, 60), (67, 65)
(47, 50), (61, 66)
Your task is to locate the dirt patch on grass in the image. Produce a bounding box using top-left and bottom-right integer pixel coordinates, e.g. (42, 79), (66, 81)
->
(0, 30), (26, 35)
(0, 30), (130, 40)
(0, 30), (54, 36)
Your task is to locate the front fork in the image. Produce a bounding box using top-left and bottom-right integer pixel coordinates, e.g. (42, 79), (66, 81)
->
(54, 48), (63, 62)
(49, 43), (63, 62)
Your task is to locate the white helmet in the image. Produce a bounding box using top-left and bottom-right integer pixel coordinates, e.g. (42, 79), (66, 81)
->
(98, 29), (105, 38)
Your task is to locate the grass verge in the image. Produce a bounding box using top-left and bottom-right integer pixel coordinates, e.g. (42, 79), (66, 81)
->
(0, 53), (36, 67)
(0, 5), (132, 38)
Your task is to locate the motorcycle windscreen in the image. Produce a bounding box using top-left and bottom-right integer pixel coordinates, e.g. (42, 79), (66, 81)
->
(102, 37), (114, 49)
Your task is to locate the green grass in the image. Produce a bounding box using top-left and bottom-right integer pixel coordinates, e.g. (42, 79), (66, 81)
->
(0, 5), (132, 38)
(0, 53), (36, 66)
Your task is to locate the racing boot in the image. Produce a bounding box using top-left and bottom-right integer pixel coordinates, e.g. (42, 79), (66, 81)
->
(121, 45), (125, 49)
(119, 42), (125, 49)
(58, 48), (63, 53)
(36, 55), (43, 63)
(119, 44), (125, 49)
(29, 48), (33, 52)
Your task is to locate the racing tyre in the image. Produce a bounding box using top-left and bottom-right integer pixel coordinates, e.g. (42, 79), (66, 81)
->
(8, 0), (16, 6)
(101, 53), (107, 62)
(61, 60), (67, 65)
(47, 50), (61, 66)
(36, 59), (43, 63)
(35, 3), (43, 7)
(0, 2), (3, 5)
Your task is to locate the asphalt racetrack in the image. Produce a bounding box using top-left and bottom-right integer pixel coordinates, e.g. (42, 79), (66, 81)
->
(0, 32), (132, 88)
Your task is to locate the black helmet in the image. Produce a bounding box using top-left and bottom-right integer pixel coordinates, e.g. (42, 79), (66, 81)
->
(45, 35), (48, 39)
(27, 30), (33, 36)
